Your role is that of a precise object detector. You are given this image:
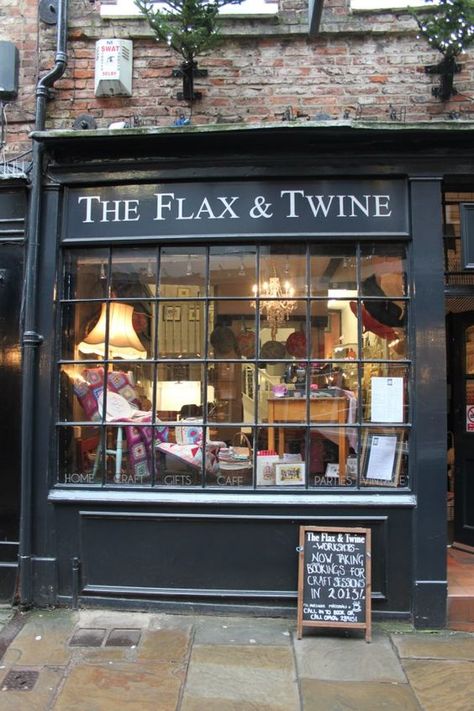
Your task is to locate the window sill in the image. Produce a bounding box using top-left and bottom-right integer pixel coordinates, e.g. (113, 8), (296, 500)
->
(49, 487), (416, 507)
(100, 1), (279, 20)
(350, 0), (436, 10)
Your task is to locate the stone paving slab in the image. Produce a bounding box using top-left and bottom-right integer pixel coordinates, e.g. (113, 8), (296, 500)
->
(402, 659), (474, 711)
(391, 631), (474, 660)
(294, 631), (407, 683)
(2, 611), (78, 667)
(182, 698), (296, 711)
(52, 661), (185, 711)
(193, 615), (293, 646)
(0, 609), (14, 632)
(300, 679), (422, 711)
(182, 644), (299, 710)
(0, 666), (64, 711)
(76, 610), (155, 629)
(137, 627), (192, 663)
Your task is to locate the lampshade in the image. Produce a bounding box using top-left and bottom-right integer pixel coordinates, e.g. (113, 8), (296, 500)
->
(78, 302), (147, 360)
(157, 381), (215, 412)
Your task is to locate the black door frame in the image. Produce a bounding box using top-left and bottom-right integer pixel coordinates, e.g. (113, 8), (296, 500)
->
(447, 308), (474, 550)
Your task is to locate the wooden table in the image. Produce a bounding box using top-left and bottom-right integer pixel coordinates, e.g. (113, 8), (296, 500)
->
(267, 396), (348, 483)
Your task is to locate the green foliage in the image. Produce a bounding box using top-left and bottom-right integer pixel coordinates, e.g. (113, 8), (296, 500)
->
(412, 0), (474, 58)
(134, 0), (243, 63)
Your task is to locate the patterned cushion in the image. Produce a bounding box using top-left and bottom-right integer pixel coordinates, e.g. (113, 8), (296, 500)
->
(175, 419), (202, 445)
(157, 441), (224, 474)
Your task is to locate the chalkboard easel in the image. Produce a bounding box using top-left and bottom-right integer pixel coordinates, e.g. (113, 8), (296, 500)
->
(297, 526), (372, 642)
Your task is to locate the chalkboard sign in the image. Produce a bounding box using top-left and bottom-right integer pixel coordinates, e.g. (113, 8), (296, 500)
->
(297, 526), (372, 642)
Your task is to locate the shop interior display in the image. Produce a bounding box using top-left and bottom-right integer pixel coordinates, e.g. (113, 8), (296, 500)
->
(59, 245), (409, 489)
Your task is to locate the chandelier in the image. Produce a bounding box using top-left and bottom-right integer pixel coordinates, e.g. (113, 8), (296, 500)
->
(252, 273), (296, 340)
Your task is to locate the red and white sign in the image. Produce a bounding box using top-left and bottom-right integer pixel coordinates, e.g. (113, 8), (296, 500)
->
(466, 405), (474, 431)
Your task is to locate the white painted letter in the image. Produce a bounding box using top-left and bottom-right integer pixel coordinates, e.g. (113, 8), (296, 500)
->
(77, 195), (101, 223)
(281, 190), (304, 218)
(154, 192), (175, 220)
(305, 195), (335, 218)
(176, 198), (194, 220)
(217, 196), (239, 219)
(373, 195), (392, 217)
(348, 195), (370, 218)
(195, 197), (216, 220)
(123, 199), (140, 222)
(101, 200), (121, 222)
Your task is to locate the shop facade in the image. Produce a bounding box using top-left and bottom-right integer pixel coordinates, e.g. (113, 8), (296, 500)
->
(24, 122), (462, 627)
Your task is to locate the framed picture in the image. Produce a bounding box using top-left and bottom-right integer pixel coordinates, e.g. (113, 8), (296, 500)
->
(177, 287), (190, 297)
(189, 306), (200, 322)
(274, 461), (305, 486)
(324, 463), (339, 479)
(256, 454), (280, 486)
(164, 305), (181, 322)
(360, 428), (406, 487)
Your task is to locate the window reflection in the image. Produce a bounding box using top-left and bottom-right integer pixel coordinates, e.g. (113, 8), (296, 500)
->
(310, 245), (357, 297)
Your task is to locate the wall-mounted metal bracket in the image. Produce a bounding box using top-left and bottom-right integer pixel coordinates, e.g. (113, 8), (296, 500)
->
(172, 62), (208, 101)
(39, 0), (58, 25)
(425, 58), (461, 102)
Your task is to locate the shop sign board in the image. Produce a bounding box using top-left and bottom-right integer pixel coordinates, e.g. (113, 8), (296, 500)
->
(297, 526), (372, 641)
(63, 179), (409, 241)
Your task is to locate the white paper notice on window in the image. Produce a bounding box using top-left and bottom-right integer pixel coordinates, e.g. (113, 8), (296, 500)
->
(366, 435), (397, 481)
(371, 377), (404, 423)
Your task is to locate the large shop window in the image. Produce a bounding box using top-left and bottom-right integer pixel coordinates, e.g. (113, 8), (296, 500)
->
(57, 243), (410, 490)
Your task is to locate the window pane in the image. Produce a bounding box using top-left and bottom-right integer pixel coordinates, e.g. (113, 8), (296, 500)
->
(310, 300), (357, 359)
(307, 427), (357, 488)
(155, 429), (203, 487)
(362, 364), (409, 423)
(259, 245), (307, 297)
(259, 301), (306, 357)
(104, 424), (152, 485)
(58, 426), (102, 485)
(69, 301), (153, 361)
(360, 244), (407, 297)
(309, 362), (359, 397)
(61, 302), (99, 361)
(206, 427), (253, 488)
(64, 363), (155, 424)
(110, 247), (157, 299)
(360, 427), (409, 487)
(209, 246), (256, 297)
(310, 245), (357, 297)
(156, 363), (205, 421)
(360, 302), (407, 360)
(62, 249), (108, 300)
(159, 247), (206, 296)
(208, 301), (256, 359)
(208, 362), (245, 424)
(158, 301), (204, 357)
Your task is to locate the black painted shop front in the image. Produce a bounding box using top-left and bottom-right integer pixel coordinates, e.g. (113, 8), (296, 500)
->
(24, 124), (454, 627)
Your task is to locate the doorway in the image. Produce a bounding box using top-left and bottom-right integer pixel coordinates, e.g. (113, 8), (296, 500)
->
(0, 243), (23, 602)
(447, 308), (474, 551)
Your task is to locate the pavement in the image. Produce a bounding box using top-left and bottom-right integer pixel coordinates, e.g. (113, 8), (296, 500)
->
(0, 607), (472, 710)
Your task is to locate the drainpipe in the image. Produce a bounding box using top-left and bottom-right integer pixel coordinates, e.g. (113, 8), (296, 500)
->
(19, 0), (68, 607)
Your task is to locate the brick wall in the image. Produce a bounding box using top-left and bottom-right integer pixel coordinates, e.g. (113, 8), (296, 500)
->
(3, 0), (474, 159)
(0, 0), (38, 160)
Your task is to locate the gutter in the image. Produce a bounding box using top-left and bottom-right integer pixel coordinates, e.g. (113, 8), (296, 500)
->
(19, 0), (68, 607)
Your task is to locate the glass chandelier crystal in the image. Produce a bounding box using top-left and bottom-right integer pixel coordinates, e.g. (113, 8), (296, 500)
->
(252, 273), (296, 340)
